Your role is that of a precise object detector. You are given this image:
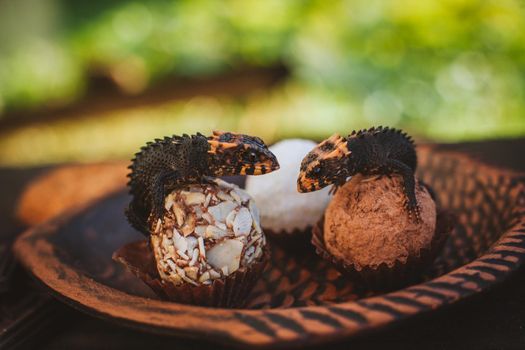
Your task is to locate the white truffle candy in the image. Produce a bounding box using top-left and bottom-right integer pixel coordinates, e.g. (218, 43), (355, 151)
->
(245, 139), (332, 233)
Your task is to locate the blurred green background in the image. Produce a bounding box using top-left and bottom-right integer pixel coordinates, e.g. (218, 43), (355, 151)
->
(0, 0), (524, 166)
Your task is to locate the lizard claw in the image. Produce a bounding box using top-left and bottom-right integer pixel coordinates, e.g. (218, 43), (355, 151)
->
(329, 185), (340, 195)
(201, 176), (216, 186)
(150, 201), (166, 228)
(405, 200), (422, 223)
(149, 213), (165, 234)
(329, 178), (349, 195)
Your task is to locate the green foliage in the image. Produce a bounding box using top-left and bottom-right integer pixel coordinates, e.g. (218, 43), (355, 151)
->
(0, 0), (524, 163)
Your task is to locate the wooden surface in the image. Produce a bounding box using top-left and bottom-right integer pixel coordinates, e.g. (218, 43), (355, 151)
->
(1, 138), (525, 349)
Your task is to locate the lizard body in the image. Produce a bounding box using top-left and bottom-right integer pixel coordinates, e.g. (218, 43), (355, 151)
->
(126, 131), (279, 235)
(298, 126), (420, 219)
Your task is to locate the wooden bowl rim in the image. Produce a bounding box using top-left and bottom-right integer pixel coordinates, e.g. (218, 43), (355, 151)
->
(13, 148), (525, 348)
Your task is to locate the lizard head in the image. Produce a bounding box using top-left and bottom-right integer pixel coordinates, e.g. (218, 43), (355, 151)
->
(297, 133), (351, 192)
(207, 130), (279, 176)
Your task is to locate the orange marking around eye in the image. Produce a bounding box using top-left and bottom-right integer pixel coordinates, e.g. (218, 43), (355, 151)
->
(239, 165), (252, 175)
(220, 142), (238, 149)
(319, 133), (350, 159)
(211, 130), (240, 141)
(297, 174), (321, 193)
(302, 160), (319, 178)
(327, 133), (343, 144)
(325, 146), (351, 160)
(207, 140), (238, 154)
(207, 140), (219, 154)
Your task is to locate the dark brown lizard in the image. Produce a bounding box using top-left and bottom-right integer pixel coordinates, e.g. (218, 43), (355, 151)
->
(126, 130), (279, 235)
(297, 126), (421, 219)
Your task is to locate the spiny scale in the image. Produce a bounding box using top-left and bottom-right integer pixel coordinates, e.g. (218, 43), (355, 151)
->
(350, 126), (413, 143)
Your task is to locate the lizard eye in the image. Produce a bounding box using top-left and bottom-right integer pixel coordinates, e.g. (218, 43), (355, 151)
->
(247, 151), (258, 162)
(313, 167), (321, 175)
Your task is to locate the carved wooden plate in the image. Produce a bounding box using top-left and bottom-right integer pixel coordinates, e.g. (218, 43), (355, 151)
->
(13, 146), (525, 348)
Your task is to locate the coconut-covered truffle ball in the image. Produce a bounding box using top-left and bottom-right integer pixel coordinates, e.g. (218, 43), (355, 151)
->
(245, 139), (331, 234)
(150, 178), (266, 286)
(323, 175), (436, 270)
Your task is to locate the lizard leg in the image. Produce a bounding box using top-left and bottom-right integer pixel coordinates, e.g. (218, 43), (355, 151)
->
(151, 171), (181, 224)
(385, 159), (420, 221)
(125, 200), (150, 236)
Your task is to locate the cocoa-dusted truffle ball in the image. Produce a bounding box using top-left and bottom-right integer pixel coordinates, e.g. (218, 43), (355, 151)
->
(323, 175), (436, 271)
(150, 178), (266, 286)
